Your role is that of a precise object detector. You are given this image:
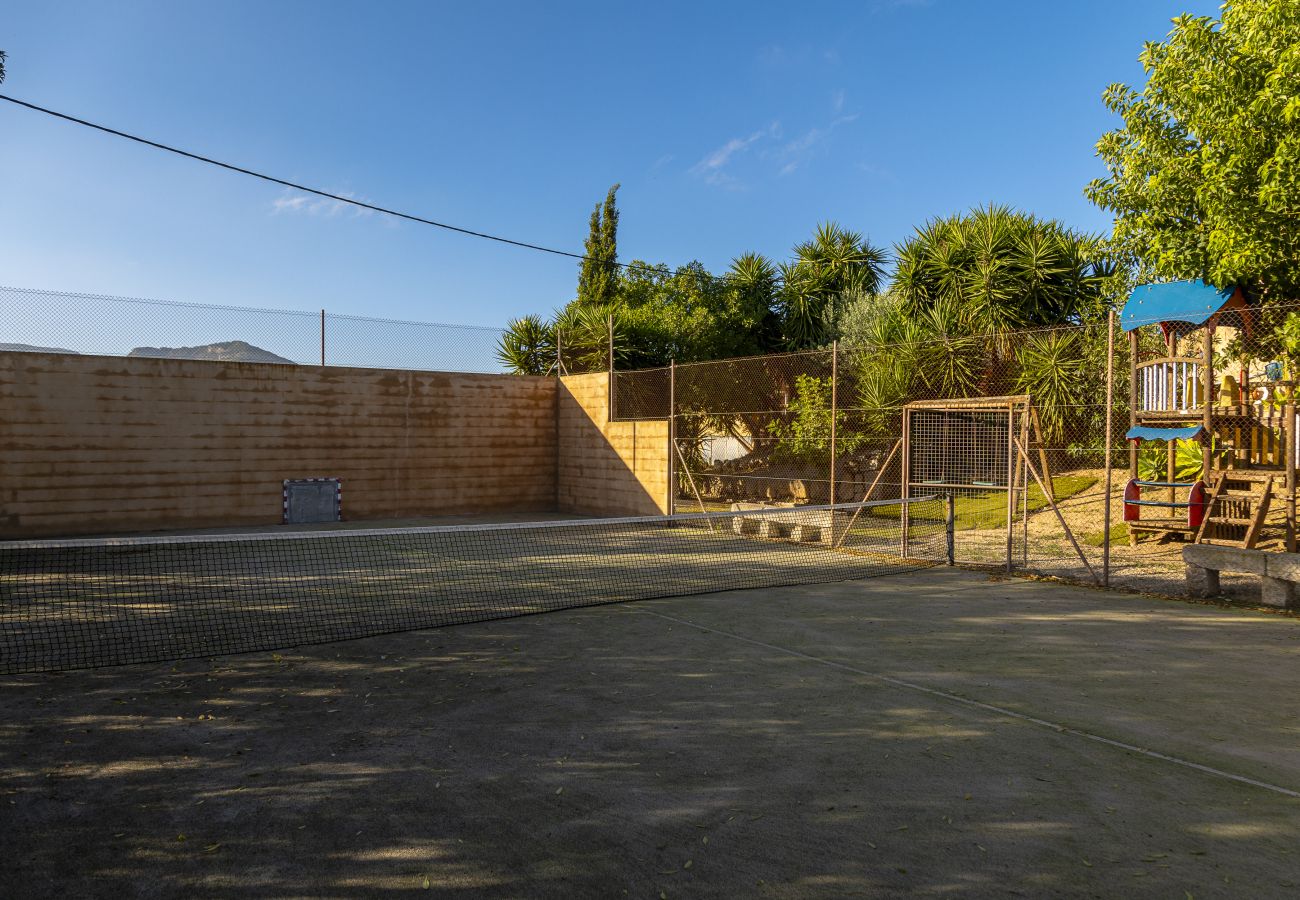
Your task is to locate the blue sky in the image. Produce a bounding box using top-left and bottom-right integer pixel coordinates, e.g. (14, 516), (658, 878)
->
(2, 0), (1220, 335)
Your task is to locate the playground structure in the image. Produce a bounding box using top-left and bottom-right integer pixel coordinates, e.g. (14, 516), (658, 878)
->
(1122, 281), (1298, 550)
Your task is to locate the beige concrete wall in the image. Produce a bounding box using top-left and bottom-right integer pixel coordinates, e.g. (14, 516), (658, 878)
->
(557, 372), (669, 517)
(0, 352), (558, 538)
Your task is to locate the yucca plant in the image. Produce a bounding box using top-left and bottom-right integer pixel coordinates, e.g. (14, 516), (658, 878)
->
(496, 315), (556, 375)
(1014, 330), (1089, 446)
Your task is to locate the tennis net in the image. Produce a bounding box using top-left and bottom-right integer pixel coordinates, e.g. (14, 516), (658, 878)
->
(0, 495), (949, 673)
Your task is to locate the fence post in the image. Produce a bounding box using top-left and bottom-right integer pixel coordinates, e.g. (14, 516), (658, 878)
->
(668, 359), (676, 516)
(320, 309), (326, 367)
(607, 314), (615, 422)
(830, 340), (838, 506)
(1103, 310), (1115, 586)
(1005, 400), (1015, 573)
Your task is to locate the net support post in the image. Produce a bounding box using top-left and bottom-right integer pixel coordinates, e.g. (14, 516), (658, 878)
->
(945, 493), (955, 566)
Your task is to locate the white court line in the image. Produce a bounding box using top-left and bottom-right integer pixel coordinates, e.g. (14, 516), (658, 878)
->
(633, 607), (1300, 801)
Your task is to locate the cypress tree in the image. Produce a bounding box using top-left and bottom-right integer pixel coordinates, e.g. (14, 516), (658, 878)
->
(577, 183), (620, 308)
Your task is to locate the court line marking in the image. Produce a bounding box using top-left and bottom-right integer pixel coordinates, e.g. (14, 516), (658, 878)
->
(633, 607), (1300, 800)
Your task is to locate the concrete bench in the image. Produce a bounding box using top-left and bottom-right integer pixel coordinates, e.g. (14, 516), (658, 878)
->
(1182, 545), (1300, 609)
(730, 503), (843, 545)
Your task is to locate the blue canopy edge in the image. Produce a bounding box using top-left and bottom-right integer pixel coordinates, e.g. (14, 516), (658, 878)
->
(1121, 281), (1237, 332)
(1125, 425), (1206, 442)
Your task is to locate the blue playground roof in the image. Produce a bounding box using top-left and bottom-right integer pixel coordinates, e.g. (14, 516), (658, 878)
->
(1125, 425), (1207, 443)
(1120, 280), (1238, 332)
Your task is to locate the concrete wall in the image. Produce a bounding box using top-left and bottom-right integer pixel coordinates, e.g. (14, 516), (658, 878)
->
(0, 352), (558, 538)
(557, 372), (669, 517)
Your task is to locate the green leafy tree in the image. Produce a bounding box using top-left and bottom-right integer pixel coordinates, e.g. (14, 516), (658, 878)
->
(576, 184), (621, 309)
(769, 374), (867, 464)
(0, 50), (7, 83)
(1085, 1), (1300, 302)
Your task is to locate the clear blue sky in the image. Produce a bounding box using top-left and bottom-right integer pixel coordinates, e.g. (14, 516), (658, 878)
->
(1, 0), (1220, 331)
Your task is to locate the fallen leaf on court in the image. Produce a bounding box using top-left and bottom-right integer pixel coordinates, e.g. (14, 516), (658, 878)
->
(684, 860), (692, 869)
(1081, 859), (1092, 867)
(867, 842), (877, 849)
(976, 844), (987, 853)
(204, 844), (221, 853)
(894, 826), (908, 832)
(175, 834), (186, 842)
(555, 788), (563, 795)
(422, 876), (430, 889)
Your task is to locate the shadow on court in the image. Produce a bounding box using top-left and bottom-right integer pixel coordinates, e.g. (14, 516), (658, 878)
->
(1, 568), (1297, 897)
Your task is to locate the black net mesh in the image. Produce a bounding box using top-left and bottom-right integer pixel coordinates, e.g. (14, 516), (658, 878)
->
(0, 497), (948, 674)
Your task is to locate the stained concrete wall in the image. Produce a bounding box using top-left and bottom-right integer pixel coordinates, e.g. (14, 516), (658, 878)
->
(557, 373), (669, 517)
(0, 352), (558, 538)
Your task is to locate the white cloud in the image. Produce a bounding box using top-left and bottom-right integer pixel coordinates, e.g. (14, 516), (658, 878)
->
(690, 122), (781, 188)
(832, 89), (846, 114)
(776, 114), (859, 175)
(270, 189), (374, 218)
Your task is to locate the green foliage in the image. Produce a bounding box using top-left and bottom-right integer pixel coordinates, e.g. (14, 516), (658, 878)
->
(1014, 331), (1090, 446)
(777, 222), (888, 349)
(0, 50), (7, 83)
(769, 374), (867, 464)
(1137, 439), (1207, 482)
(1276, 312), (1300, 375)
(576, 184), (621, 309)
(891, 205), (1114, 331)
(495, 315), (555, 375)
(1086, 1), (1300, 302)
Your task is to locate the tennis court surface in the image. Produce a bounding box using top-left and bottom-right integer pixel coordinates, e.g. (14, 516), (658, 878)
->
(2, 565), (1297, 897)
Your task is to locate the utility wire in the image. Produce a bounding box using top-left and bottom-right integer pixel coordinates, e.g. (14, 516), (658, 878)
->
(0, 92), (651, 270)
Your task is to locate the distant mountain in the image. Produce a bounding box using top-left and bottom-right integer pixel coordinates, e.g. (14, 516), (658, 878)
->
(0, 343), (80, 354)
(128, 341), (294, 364)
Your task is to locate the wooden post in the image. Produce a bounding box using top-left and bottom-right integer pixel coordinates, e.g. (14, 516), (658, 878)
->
(1129, 330), (1139, 480)
(1203, 323), (1215, 479)
(829, 341), (838, 506)
(668, 359), (676, 516)
(1103, 310), (1116, 587)
(320, 309), (326, 367)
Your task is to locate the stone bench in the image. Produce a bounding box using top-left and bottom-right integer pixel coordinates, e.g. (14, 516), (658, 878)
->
(729, 503), (844, 545)
(1182, 544), (1300, 609)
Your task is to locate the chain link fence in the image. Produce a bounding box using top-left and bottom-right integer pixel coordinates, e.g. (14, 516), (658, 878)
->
(611, 302), (1300, 596)
(0, 285), (506, 373)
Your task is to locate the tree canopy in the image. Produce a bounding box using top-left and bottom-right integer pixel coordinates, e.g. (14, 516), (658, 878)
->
(1085, 0), (1300, 302)
(889, 204), (1114, 331)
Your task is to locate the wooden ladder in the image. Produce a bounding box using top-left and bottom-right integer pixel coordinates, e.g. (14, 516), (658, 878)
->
(1194, 472), (1275, 548)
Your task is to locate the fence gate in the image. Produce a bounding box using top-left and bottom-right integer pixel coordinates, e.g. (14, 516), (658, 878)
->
(902, 397), (1033, 569)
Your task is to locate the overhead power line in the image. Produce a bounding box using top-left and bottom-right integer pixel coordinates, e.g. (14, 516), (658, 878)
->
(0, 92), (644, 270)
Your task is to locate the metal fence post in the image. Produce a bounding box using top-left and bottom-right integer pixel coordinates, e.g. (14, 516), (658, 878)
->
(829, 340), (838, 506)
(668, 359), (676, 516)
(320, 309), (326, 367)
(1102, 310), (1115, 586)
